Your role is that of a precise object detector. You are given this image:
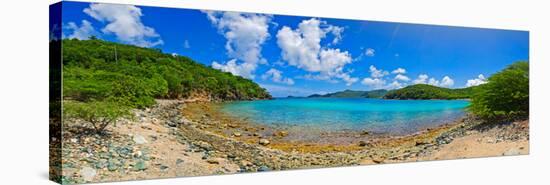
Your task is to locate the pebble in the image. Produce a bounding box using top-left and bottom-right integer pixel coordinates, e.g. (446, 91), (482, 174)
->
(160, 165), (169, 171)
(176, 159), (184, 165)
(372, 156), (386, 164)
(70, 138), (78, 143)
(273, 131), (288, 137)
(258, 166), (270, 172)
(107, 160), (118, 171)
(358, 141), (368, 147)
(133, 160), (147, 171)
(259, 139), (270, 146)
(133, 134), (148, 144)
(79, 167), (97, 182)
(167, 121), (178, 127)
(206, 158), (221, 164)
(233, 132), (242, 137)
(240, 160), (253, 167)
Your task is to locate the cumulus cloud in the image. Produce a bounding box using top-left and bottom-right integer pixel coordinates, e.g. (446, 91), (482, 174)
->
(262, 68), (295, 85)
(369, 65), (389, 78)
(361, 77), (386, 88)
(326, 25), (344, 44)
(413, 74), (454, 88)
(276, 18), (358, 86)
(212, 59), (257, 79)
(391, 67), (406, 74)
(387, 81), (404, 89)
(83, 3), (163, 47)
(365, 48), (375, 57)
(65, 20), (97, 40)
(413, 74), (429, 84)
(440, 76), (455, 87)
(204, 11), (271, 79)
(362, 65), (409, 89)
(394, 74), (410, 81)
(466, 74), (488, 87)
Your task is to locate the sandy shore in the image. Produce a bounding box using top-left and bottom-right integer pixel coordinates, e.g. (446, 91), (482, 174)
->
(57, 99), (529, 183)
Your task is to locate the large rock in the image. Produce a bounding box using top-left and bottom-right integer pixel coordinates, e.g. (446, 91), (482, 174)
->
(133, 134), (148, 144)
(80, 167), (96, 182)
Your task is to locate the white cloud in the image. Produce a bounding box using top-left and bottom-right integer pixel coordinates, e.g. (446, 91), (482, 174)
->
(84, 3), (163, 47)
(387, 81), (404, 89)
(365, 48), (375, 57)
(428, 78), (440, 86)
(394, 74), (410, 81)
(204, 11), (271, 79)
(369, 65), (389, 78)
(413, 74), (454, 88)
(262, 68), (295, 85)
(276, 18), (357, 86)
(361, 77), (386, 88)
(391, 67), (406, 74)
(362, 65), (409, 89)
(466, 74), (488, 87)
(440, 76), (455, 87)
(327, 25), (344, 44)
(65, 20), (97, 40)
(413, 74), (429, 84)
(212, 59), (257, 79)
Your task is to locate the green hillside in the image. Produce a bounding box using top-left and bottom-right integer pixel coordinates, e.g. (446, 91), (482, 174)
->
(60, 38), (271, 132)
(383, 84), (478, 100)
(308, 89), (388, 98)
(62, 38), (271, 105)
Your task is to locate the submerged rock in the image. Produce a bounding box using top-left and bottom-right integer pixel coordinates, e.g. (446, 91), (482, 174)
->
(273, 131), (288, 137)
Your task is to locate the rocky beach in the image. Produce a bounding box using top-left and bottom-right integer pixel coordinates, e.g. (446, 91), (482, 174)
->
(56, 99), (529, 184)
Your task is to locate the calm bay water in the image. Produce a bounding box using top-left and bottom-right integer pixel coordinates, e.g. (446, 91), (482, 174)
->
(220, 98), (470, 135)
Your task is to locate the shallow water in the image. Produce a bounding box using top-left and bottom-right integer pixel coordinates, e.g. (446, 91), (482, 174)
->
(220, 98), (469, 135)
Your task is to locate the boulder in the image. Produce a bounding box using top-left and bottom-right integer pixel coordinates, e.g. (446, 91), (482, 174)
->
(80, 167), (97, 182)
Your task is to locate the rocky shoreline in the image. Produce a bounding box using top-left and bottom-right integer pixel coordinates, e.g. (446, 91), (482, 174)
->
(57, 99), (529, 183)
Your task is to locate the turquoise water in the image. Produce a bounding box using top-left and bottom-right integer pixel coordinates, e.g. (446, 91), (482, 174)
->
(220, 98), (470, 135)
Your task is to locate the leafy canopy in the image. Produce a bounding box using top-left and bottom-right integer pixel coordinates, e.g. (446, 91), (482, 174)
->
(469, 61), (529, 121)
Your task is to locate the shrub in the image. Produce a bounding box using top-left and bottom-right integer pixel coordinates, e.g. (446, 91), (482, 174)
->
(63, 101), (132, 133)
(469, 61), (529, 121)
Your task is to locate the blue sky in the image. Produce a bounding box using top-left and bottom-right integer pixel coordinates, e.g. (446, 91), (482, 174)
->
(59, 2), (529, 97)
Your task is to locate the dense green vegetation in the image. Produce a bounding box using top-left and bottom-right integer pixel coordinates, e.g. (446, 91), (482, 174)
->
(63, 101), (132, 133)
(308, 89), (388, 98)
(469, 61), (529, 121)
(383, 84), (479, 100)
(61, 38), (271, 132)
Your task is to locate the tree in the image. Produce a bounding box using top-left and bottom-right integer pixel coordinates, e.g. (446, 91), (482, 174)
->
(469, 61), (529, 121)
(63, 101), (132, 133)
